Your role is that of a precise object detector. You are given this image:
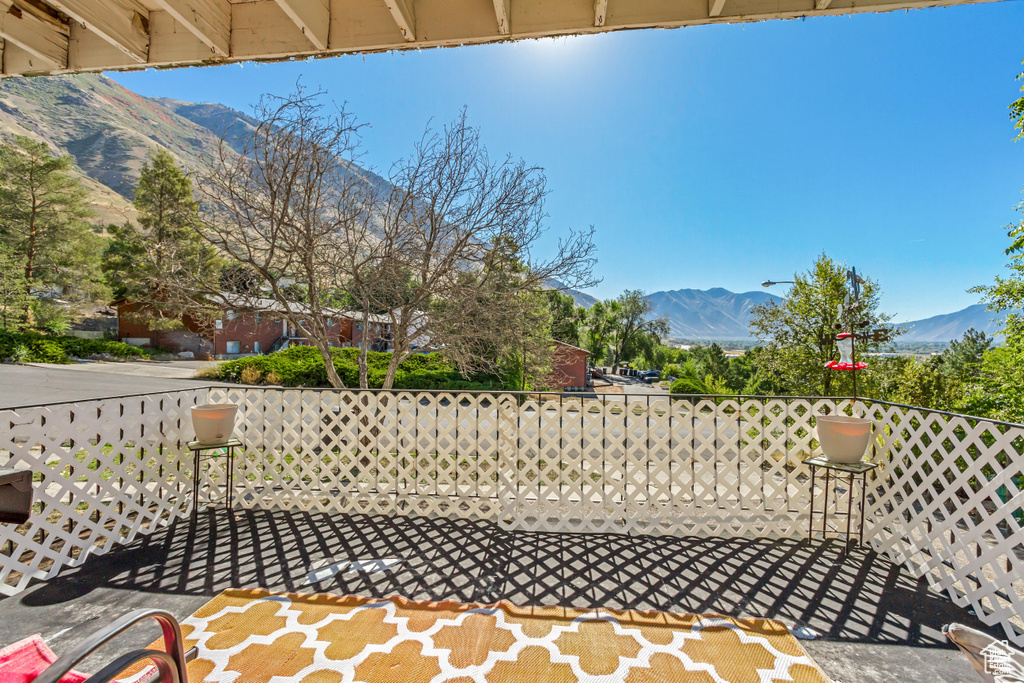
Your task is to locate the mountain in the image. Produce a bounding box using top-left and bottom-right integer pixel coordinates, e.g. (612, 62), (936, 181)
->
(646, 287), (781, 340)
(545, 279), (599, 308)
(568, 289), (600, 307)
(0, 72), (397, 236)
(0, 74), (233, 217)
(643, 286), (1004, 344)
(152, 98), (259, 155)
(898, 304), (1004, 342)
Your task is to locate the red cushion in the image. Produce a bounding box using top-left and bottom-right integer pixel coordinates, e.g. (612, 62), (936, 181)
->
(0, 635), (88, 683)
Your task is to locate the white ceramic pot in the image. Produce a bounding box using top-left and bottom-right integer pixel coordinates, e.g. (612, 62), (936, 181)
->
(191, 404), (239, 446)
(815, 415), (872, 463)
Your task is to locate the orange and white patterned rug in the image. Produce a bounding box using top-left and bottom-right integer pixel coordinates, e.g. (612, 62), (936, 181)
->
(159, 589), (832, 683)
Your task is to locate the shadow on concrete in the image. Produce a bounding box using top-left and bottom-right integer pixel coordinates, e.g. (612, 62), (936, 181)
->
(10, 508), (993, 651)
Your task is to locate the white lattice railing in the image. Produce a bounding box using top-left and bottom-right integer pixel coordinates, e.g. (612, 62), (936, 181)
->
(208, 388), (844, 539)
(861, 399), (1024, 645)
(2, 387), (1023, 645)
(0, 389), (206, 595)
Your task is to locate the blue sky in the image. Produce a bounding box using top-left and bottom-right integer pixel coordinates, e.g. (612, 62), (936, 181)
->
(108, 1), (1024, 322)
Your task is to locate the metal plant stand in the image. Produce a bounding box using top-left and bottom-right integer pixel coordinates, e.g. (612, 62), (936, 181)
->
(187, 439), (241, 523)
(805, 455), (879, 548)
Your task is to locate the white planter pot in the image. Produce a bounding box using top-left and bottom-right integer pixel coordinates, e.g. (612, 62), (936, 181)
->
(191, 404), (239, 446)
(815, 415), (872, 463)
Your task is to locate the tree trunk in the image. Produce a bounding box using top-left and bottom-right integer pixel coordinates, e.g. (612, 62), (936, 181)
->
(315, 339), (344, 388)
(382, 353), (401, 391)
(23, 204), (37, 324)
(381, 336), (406, 391)
(358, 341), (369, 389)
(357, 310), (371, 389)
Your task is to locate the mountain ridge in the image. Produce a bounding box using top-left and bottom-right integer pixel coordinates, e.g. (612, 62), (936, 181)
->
(896, 304), (1003, 343)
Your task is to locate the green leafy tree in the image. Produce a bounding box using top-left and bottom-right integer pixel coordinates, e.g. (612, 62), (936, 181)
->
(969, 205), (1024, 420)
(749, 253), (898, 397)
(935, 328), (992, 381)
(546, 289), (587, 347)
(959, 347), (1021, 420)
(886, 357), (965, 410)
(0, 135), (101, 317)
(692, 343), (729, 382)
(668, 360), (730, 395)
(583, 300), (616, 364)
(0, 243), (28, 330)
(103, 150), (219, 329)
(1012, 60), (1024, 142)
(603, 290), (670, 367)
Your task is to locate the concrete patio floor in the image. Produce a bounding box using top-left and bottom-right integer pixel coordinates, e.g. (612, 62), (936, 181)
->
(0, 509), (996, 682)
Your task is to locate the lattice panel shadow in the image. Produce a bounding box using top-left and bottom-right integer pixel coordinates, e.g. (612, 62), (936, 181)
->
(863, 401), (1024, 646)
(0, 390), (203, 595)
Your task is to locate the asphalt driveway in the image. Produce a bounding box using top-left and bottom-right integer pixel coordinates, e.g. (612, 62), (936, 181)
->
(0, 362), (222, 409)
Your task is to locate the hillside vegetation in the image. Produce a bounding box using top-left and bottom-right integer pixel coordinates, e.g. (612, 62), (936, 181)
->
(0, 331), (147, 364)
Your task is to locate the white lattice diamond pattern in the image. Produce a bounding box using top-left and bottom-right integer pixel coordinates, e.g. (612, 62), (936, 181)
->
(0, 390), (203, 595)
(6, 387), (1024, 648)
(862, 401), (1024, 645)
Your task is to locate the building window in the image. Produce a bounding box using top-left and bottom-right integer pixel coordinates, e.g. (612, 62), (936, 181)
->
(215, 319), (223, 330)
(226, 310), (236, 321)
(254, 341), (262, 354)
(326, 317), (333, 326)
(356, 322), (362, 330)
(226, 341), (241, 354)
(255, 313), (261, 322)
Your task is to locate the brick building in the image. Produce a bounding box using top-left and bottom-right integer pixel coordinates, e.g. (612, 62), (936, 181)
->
(546, 340), (591, 391)
(114, 298), (393, 358)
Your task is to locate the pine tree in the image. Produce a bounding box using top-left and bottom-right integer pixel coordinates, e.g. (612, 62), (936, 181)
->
(0, 136), (100, 317)
(103, 149), (218, 327)
(0, 243), (28, 331)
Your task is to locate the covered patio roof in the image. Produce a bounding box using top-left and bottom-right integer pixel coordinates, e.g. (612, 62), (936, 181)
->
(0, 0), (1008, 78)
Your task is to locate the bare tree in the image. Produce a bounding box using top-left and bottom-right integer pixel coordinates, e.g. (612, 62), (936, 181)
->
(163, 92), (594, 392)
(367, 112), (598, 390)
(180, 87), (378, 388)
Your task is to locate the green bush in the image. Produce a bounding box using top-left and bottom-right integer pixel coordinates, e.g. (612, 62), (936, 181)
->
(669, 377), (709, 395)
(215, 346), (509, 390)
(0, 330), (149, 363)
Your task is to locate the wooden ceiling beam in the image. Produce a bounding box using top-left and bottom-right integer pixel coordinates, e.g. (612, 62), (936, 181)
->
(150, 0), (230, 57)
(0, 0), (1006, 76)
(382, 0), (415, 41)
(493, 0), (510, 34)
(46, 0), (148, 63)
(0, 2), (67, 70)
(273, 0), (329, 50)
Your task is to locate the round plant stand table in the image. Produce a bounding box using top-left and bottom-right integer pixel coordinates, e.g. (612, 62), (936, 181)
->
(187, 439), (241, 524)
(805, 455), (879, 548)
